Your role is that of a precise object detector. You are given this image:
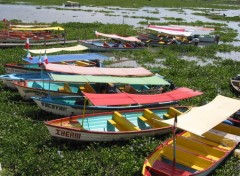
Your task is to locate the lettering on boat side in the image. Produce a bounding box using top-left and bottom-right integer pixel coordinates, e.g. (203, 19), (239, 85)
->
(41, 102), (67, 111)
(23, 89), (48, 96)
(55, 129), (81, 139)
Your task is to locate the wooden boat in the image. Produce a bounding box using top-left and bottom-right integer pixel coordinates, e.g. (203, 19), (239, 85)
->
(31, 88), (202, 116)
(64, 1), (80, 7)
(0, 72), (51, 89)
(142, 95), (240, 176)
(230, 74), (240, 96)
(0, 64), (154, 89)
(0, 26), (68, 47)
(13, 74), (172, 100)
(141, 25), (219, 46)
(79, 31), (146, 51)
(138, 33), (198, 47)
(44, 106), (190, 142)
(4, 53), (107, 73)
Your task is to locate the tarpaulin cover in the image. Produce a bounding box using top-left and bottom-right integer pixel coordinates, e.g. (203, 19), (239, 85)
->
(95, 31), (141, 42)
(50, 74), (169, 85)
(26, 45), (88, 54)
(82, 87), (203, 106)
(22, 53), (108, 63)
(11, 26), (64, 31)
(163, 95), (240, 136)
(148, 25), (193, 36)
(48, 64), (153, 76)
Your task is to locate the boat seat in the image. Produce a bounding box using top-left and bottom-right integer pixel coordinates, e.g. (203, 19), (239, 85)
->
(163, 107), (183, 119)
(58, 83), (72, 93)
(138, 109), (169, 128)
(176, 136), (225, 161)
(146, 159), (193, 175)
(75, 61), (91, 67)
(122, 85), (137, 93)
(162, 145), (214, 171)
(80, 83), (96, 93)
(107, 111), (140, 131)
(203, 129), (239, 146)
(69, 120), (83, 129)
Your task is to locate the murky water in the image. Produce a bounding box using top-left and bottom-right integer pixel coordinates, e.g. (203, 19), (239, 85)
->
(0, 4), (239, 63)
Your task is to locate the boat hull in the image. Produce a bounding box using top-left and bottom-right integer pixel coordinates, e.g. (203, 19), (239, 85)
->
(44, 106), (189, 142)
(142, 124), (240, 176)
(46, 125), (171, 142)
(33, 97), (177, 116)
(79, 40), (145, 52)
(16, 84), (77, 100)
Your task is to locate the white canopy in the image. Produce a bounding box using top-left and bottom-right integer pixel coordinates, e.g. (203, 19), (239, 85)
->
(163, 95), (240, 136)
(147, 25), (193, 36)
(26, 45), (88, 54)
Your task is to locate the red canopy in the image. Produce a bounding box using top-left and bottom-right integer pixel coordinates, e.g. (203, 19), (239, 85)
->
(82, 87), (203, 106)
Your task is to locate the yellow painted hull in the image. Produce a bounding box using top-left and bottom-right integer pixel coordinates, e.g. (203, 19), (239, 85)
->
(143, 123), (239, 176)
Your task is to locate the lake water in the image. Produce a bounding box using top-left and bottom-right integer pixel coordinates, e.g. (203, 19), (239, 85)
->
(0, 4), (239, 63)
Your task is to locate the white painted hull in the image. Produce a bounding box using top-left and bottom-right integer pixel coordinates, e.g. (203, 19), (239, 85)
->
(33, 99), (103, 116)
(46, 125), (171, 142)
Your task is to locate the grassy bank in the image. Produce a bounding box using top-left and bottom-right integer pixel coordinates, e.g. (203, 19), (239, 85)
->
(0, 20), (240, 175)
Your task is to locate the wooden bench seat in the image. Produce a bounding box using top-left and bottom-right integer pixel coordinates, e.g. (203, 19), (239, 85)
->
(162, 145), (214, 171)
(107, 111), (140, 131)
(163, 107), (183, 119)
(138, 109), (169, 128)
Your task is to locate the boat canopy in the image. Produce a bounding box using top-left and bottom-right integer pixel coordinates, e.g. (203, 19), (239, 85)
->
(147, 25), (193, 36)
(50, 73), (168, 85)
(95, 31), (141, 42)
(169, 25), (215, 31)
(47, 64), (153, 76)
(163, 95), (240, 136)
(10, 26), (64, 31)
(22, 53), (108, 63)
(82, 87), (202, 106)
(26, 45), (88, 54)
(10, 24), (50, 28)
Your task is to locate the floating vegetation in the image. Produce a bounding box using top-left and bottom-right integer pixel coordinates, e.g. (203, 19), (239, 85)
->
(192, 12), (240, 22)
(163, 17), (184, 21)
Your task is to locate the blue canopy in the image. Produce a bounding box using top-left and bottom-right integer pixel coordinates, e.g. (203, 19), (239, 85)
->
(22, 53), (109, 64)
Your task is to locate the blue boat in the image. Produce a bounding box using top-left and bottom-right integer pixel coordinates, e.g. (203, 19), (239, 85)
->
(5, 53), (108, 73)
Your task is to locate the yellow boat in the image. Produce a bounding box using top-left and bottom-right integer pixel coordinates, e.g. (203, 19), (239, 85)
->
(142, 95), (240, 176)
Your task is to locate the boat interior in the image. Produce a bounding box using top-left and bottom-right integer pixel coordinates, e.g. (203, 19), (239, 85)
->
(56, 107), (186, 132)
(144, 123), (240, 175)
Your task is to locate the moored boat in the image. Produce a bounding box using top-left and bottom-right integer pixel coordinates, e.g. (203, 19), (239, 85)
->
(64, 1), (80, 7)
(79, 31), (146, 51)
(44, 106), (190, 142)
(32, 87), (202, 116)
(142, 95), (240, 176)
(0, 72), (51, 89)
(13, 73), (171, 100)
(230, 74), (240, 96)
(4, 53), (107, 73)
